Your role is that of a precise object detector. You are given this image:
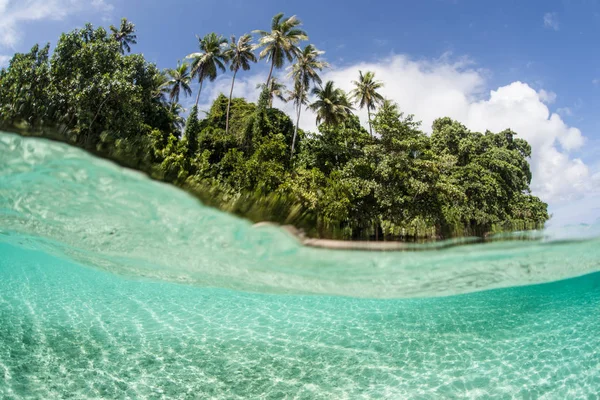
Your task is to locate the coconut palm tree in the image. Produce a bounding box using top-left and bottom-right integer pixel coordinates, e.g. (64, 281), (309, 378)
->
(309, 81), (354, 127)
(287, 81), (309, 158)
(350, 70), (385, 136)
(187, 33), (228, 107)
(287, 44), (328, 157)
(253, 13), (308, 89)
(288, 45), (328, 90)
(223, 34), (256, 135)
(163, 62), (192, 105)
(255, 78), (287, 107)
(152, 71), (170, 103)
(110, 18), (137, 54)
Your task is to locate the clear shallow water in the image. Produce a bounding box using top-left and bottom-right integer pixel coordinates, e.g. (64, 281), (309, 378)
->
(1, 131), (600, 398)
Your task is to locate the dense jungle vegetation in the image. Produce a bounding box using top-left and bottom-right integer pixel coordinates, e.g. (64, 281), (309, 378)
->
(0, 15), (549, 240)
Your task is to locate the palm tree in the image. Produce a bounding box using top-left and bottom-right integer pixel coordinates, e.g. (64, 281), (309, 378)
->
(223, 34), (257, 135)
(309, 81), (354, 126)
(110, 18), (137, 54)
(256, 78), (287, 107)
(187, 33), (228, 107)
(163, 62), (192, 104)
(287, 44), (328, 157)
(253, 13), (308, 89)
(288, 45), (328, 89)
(350, 70), (384, 136)
(287, 81), (309, 158)
(152, 71), (170, 103)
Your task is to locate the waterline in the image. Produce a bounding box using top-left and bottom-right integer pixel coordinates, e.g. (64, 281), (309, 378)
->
(1, 131), (600, 299)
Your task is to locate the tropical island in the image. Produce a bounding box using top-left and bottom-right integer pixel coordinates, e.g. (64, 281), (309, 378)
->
(0, 14), (549, 240)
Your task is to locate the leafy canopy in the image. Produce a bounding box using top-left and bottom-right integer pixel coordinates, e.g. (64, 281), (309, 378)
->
(0, 19), (549, 240)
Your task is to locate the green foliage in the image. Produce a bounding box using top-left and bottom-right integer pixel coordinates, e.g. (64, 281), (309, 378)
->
(0, 20), (549, 241)
(256, 86), (271, 111)
(0, 23), (172, 149)
(184, 106), (201, 158)
(0, 44), (52, 126)
(428, 117), (548, 236)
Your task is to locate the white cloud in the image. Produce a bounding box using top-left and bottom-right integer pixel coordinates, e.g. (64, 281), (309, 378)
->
(544, 12), (559, 30)
(0, 0), (113, 48)
(197, 54), (595, 207)
(593, 78), (600, 85)
(194, 73), (266, 115)
(538, 89), (556, 104)
(557, 107), (573, 116)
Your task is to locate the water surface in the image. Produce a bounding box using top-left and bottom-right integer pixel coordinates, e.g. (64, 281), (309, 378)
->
(1, 132), (600, 398)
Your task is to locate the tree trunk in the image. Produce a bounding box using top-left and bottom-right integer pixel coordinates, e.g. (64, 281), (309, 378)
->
(368, 108), (372, 137)
(291, 102), (301, 159)
(87, 92), (111, 146)
(266, 57), (275, 89)
(195, 78), (204, 107)
(226, 69), (238, 136)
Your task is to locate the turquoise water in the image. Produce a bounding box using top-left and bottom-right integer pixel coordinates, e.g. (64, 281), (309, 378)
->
(1, 132), (600, 398)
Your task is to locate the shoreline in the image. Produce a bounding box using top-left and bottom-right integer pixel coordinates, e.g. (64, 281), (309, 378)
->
(255, 222), (545, 251)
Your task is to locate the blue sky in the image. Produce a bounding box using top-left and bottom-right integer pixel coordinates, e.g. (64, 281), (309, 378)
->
(1, 0), (599, 224)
